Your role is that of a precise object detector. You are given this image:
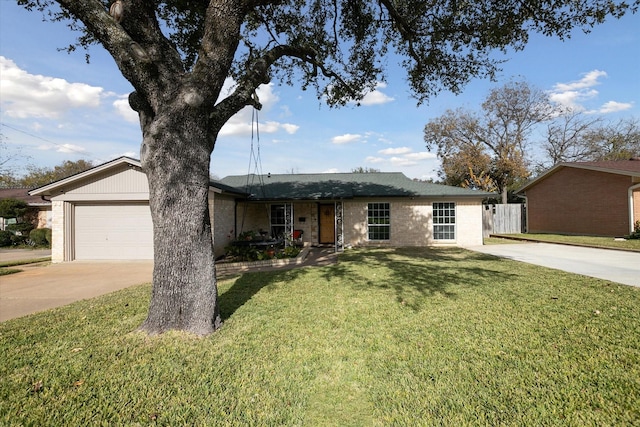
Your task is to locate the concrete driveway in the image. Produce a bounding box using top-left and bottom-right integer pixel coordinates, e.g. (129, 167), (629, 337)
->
(469, 243), (640, 287)
(0, 261), (153, 322)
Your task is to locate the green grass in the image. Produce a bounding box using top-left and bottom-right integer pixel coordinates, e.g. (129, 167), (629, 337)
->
(494, 233), (640, 251)
(0, 267), (22, 276)
(1, 247), (639, 426)
(0, 257), (51, 268)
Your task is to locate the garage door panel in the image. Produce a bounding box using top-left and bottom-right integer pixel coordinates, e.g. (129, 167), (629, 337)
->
(75, 204), (154, 260)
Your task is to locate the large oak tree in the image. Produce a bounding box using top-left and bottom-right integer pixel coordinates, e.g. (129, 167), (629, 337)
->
(19, 0), (638, 335)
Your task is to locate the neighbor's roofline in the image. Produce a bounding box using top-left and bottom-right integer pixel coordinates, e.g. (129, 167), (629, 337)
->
(517, 161), (640, 193)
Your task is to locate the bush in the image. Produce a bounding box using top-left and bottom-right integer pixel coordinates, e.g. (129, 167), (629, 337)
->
(29, 228), (51, 247)
(628, 221), (640, 240)
(45, 228), (52, 245)
(0, 198), (28, 218)
(10, 233), (27, 246)
(0, 230), (12, 247)
(6, 222), (34, 236)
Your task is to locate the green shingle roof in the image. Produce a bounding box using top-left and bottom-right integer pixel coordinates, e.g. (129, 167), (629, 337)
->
(218, 172), (494, 200)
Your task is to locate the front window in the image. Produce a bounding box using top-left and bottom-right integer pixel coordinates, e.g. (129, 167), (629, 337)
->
(270, 204), (286, 238)
(270, 203), (292, 239)
(433, 202), (456, 240)
(368, 202), (390, 240)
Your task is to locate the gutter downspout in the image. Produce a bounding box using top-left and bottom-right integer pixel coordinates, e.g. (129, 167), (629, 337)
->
(629, 183), (640, 234)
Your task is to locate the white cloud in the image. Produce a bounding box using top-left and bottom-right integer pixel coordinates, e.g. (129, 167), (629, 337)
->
(553, 70), (607, 92)
(37, 143), (87, 154)
(378, 146), (412, 155)
(323, 168), (340, 173)
(0, 56), (104, 119)
(547, 70), (631, 115)
(113, 96), (138, 123)
(332, 133), (362, 144)
(358, 82), (395, 106)
(404, 151), (436, 160)
(365, 156), (385, 163)
(597, 100), (633, 114)
(217, 79), (300, 137)
(390, 156), (418, 167)
(368, 148), (435, 168)
(281, 123), (300, 134)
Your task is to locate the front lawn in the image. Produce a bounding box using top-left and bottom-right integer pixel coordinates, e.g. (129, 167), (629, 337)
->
(1, 248), (638, 426)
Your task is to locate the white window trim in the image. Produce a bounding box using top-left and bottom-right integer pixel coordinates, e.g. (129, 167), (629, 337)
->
(367, 202), (391, 241)
(433, 202), (456, 241)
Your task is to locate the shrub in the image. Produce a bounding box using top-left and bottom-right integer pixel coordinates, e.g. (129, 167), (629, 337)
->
(10, 233), (27, 246)
(45, 228), (52, 245)
(0, 198), (28, 218)
(0, 230), (12, 247)
(628, 221), (640, 240)
(6, 222), (34, 236)
(29, 228), (51, 247)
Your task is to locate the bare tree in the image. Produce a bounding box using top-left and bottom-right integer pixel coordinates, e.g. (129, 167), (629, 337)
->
(19, 0), (638, 335)
(541, 114), (640, 170)
(425, 80), (553, 203)
(542, 109), (603, 166)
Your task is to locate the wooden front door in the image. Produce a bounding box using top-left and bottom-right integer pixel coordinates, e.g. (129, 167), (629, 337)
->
(319, 204), (335, 244)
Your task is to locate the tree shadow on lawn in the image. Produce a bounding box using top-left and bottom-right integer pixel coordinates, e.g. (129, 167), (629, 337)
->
(320, 247), (514, 311)
(218, 268), (308, 321)
(218, 247), (513, 319)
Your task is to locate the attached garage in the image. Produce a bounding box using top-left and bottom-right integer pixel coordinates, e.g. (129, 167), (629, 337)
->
(28, 157), (244, 262)
(74, 203), (153, 260)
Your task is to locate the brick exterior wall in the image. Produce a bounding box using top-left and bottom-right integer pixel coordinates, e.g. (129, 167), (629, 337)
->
(233, 198), (485, 251)
(50, 201), (64, 263)
(525, 167), (634, 236)
(343, 198), (483, 247)
(211, 193), (237, 257)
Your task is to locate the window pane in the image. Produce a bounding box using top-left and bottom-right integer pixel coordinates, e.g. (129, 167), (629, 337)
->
(433, 202), (456, 240)
(367, 202), (390, 240)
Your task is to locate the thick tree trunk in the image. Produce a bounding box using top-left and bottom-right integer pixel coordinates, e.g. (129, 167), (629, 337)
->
(138, 109), (222, 336)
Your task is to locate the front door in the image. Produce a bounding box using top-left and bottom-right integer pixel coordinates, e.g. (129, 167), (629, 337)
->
(319, 204), (335, 244)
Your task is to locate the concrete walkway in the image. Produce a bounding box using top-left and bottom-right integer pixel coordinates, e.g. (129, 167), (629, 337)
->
(468, 242), (640, 287)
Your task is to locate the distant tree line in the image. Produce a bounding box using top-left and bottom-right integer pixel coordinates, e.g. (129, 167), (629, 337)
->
(0, 159), (94, 189)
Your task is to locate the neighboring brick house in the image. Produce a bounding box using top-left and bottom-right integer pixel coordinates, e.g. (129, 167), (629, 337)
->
(0, 188), (52, 230)
(517, 159), (640, 237)
(29, 156), (493, 262)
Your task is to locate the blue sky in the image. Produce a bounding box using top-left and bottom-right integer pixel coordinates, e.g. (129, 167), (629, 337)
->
(1, 2), (638, 181)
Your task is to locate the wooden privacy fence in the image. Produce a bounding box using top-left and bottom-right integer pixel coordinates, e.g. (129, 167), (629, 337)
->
(483, 204), (525, 237)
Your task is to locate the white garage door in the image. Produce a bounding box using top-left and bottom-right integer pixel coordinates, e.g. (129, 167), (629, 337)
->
(74, 204), (154, 260)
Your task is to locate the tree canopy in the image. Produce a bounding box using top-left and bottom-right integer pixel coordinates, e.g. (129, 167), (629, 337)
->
(20, 0), (638, 111)
(18, 0), (639, 335)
